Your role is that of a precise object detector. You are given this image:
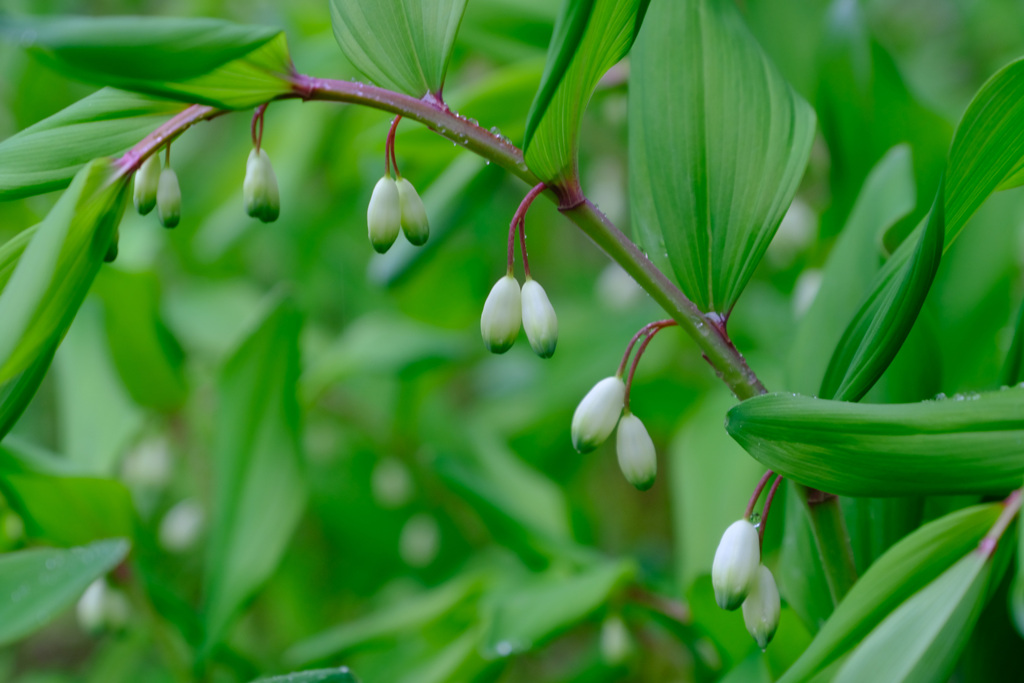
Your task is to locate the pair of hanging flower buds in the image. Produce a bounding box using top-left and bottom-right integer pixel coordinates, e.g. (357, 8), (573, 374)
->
(366, 116), (429, 253)
(132, 150), (181, 229)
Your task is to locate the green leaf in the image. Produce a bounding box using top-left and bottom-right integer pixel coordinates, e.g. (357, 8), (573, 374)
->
(1001, 299), (1024, 386)
(0, 88), (185, 200)
(0, 538), (129, 646)
(0, 157), (129, 384)
(329, 0), (469, 97)
(249, 667), (360, 683)
(726, 389), (1024, 497)
(780, 503), (1000, 682)
(203, 294), (307, 647)
(0, 337), (56, 442)
(525, 0), (647, 186)
(834, 550), (997, 682)
(480, 558), (635, 657)
(2, 16), (294, 109)
(823, 57), (1024, 401)
(630, 0), (816, 314)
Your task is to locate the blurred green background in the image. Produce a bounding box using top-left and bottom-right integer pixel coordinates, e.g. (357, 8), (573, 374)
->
(1, 0), (1023, 681)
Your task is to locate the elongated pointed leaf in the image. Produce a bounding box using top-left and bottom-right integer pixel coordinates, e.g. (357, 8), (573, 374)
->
(203, 295), (307, 646)
(0, 337), (55, 442)
(0, 538), (129, 646)
(250, 668), (360, 683)
(726, 389), (1024, 497)
(630, 0), (816, 314)
(823, 57), (1024, 401)
(525, 0), (648, 186)
(0, 88), (185, 200)
(2, 16), (293, 109)
(329, 0), (468, 97)
(0, 158), (129, 384)
(780, 504), (1000, 682)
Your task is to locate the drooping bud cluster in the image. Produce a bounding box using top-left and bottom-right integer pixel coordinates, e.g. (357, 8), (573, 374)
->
(76, 578), (131, 634)
(365, 116), (430, 253)
(132, 149), (181, 230)
(711, 516), (781, 649)
(243, 148), (281, 223)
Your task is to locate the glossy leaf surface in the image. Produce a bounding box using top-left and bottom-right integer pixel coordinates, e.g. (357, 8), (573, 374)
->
(630, 0), (815, 314)
(726, 389), (1024, 496)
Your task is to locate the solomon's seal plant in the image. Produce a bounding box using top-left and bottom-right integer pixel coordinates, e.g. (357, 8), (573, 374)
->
(0, 0), (1023, 681)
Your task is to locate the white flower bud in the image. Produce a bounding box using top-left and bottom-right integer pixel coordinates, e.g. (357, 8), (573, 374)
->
(571, 376), (625, 453)
(600, 614), (634, 666)
(156, 167), (181, 228)
(396, 177), (429, 246)
(615, 412), (656, 490)
(133, 154), (161, 215)
(742, 565), (781, 650)
(159, 499), (205, 553)
(77, 579), (107, 633)
(711, 519), (761, 610)
(243, 148), (280, 223)
(480, 274), (521, 353)
(521, 278), (558, 358)
(367, 176), (401, 253)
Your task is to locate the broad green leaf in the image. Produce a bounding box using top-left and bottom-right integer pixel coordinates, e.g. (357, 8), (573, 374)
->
(0, 538), (129, 646)
(249, 668), (360, 683)
(630, 0), (816, 315)
(0, 157), (129, 384)
(787, 145), (916, 394)
(0, 337), (55, 442)
(329, 0), (469, 97)
(203, 294), (307, 646)
(285, 572), (484, 665)
(2, 16), (293, 109)
(780, 503), (1000, 682)
(1001, 299), (1024, 386)
(834, 550), (998, 682)
(823, 58), (1024, 401)
(0, 88), (185, 200)
(480, 558), (635, 657)
(726, 389), (1024, 497)
(93, 268), (187, 411)
(526, 0), (647, 186)
(521, 0), (595, 151)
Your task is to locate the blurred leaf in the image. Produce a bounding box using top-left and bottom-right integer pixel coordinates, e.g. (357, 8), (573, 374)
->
(1002, 299), (1024, 386)
(0, 157), (128, 383)
(0, 337), (56, 442)
(2, 16), (293, 109)
(525, 0), (647, 185)
(396, 627), (493, 683)
(0, 538), (129, 646)
(93, 268), (187, 411)
(329, 0), (468, 97)
(285, 572), (484, 665)
(630, 0), (815, 315)
(203, 294), (307, 646)
(727, 389), (1024, 496)
(480, 558), (635, 658)
(780, 503), (1000, 682)
(0, 88), (184, 200)
(833, 549), (1001, 682)
(788, 145), (916, 394)
(249, 668), (360, 683)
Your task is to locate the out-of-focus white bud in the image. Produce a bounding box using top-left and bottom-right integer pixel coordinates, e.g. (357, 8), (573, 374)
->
(600, 614), (635, 666)
(521, 278), (558, 358)
(157, 167), (181, 228)
(372, 457), (414, 509)
(367, 176), (401, 253)
(121, 438), (172, 491)
(742, 565), (781, 650)
(396, 177), (429, 246)
(399, 513), (440, 568)
(133, 154), (161, 215)
(77, 579), (107, 633)
(615, 412), (657, 490)
(571, 376), (625, 453)
(159, 499), (205, 553)
(103, 588), (131, 631)
(480, 274), (521, 353)
(711, 519), (761, 610)
(243, 148), (281, 223)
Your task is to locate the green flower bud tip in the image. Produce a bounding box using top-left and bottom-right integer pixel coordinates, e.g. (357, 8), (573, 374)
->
(367, 176), (401, 253)
(742, 565), (780, 650)
(615, 412), (656, 490)
(156, 167), (181, 229)
(480, 274), (521, 353)
(103, 228), (119, 264)
(396, 177), (429, 246)
(521, 278), (558, 358)
(243, 148), (281, 223)
(133, 154), (161, 215)
(571, 376), (625, 453)
(711, 519), (761, 610)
